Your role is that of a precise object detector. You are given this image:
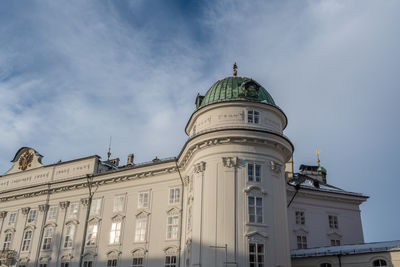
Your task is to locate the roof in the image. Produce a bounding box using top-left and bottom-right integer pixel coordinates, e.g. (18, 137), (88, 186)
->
(198, 76), (275, 108)
(291, 240), (400, 258)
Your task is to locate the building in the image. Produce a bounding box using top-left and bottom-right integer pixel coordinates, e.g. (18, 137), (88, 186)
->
(0, 68), (398, 267)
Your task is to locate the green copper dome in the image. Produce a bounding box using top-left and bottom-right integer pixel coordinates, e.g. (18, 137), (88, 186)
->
(196, 76), (275, 108)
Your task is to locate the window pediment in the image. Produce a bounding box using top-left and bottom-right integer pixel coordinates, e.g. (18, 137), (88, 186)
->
(65, 219), (79, 226)
(18, 256), (30, 263)
(39, 256), (51, 263)
(44, 222), (57, 228)
(327, 232), (342, 238)
(83, 252), (97, 260)
(61, 254), (74, 261)
(88, 217), (102, 224)
(246, 231), (268, 243)
(131, 248), (146, 257)
(136, 211), (150, 218)
(111, 214), (125, 221)
(166, 207), (181, 216)
(244, 185), (267, 196)
(164, 246), (179, 256)
(4, 227), (16, 233)
(24, 225), (36, 231)
(107, 249), (121, 259)
(293, 228), (309, 235)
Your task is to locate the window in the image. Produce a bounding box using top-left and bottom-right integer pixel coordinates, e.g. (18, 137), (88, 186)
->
(248, 110), (260, 124)
(61, 263), (70, 267)
(107, 259), (118, 267)
(320, 264), (332, 267)
(249, 243), (264, 267)
(328, 215), (338, 229)
(135, 218), (147, 242)
(165, 256), (177, 267)
(248, 196), (263, 223)
(39, 264), (47, 267)
(167, 216), (179, 240)
(330, 239), (340, 246)
(47, 206), (58, 221)
(113, 195), (125, 212)
(68, 202), (79, 218)
(8, 212), (17, 226)
(248, 163), (261, 182)
(132, 258), (143, 267)
(295, 211), (305, 225)
(296, 235), (307, 249)
(90, 199), (102, 216)
(169, 188), (180, 204)
(3, 232), (12, 250)
(42, 227), (54, 250)
(109, 221), (122, 244)
(86, 224), (98, 246)
(64, 224), (75, 248)
(18, 265), (26, 267)
(138, 192), (149, 209)
(373, 259), (387, 266)
(27, 209), (37, 223)
(83, 261), (93, 267)
(22, 230), (33, 251)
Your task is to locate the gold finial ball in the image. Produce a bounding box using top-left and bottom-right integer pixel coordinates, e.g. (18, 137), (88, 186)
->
(233, 62), (238, 77)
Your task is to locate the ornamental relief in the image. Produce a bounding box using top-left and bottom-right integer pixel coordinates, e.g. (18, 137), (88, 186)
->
(193, 162), (206, 173)
(222, 157), (238, 168)
(269, 160), (283, 174)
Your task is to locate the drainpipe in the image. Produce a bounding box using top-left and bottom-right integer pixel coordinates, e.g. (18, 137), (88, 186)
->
(175, 158), (185, 267)
(55, 201), (70, 267)
(79, 174), (95, 267)
(337, 254), (342, 267)
(34, 183), (51, 267)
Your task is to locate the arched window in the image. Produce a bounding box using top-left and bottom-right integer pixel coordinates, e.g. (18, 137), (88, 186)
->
(3, 232), (12, 250)
(320, 263), (332, 267)
(373, 259), (387, 266)
(22, 230), (33, 251)
(42, 227), (54, 250)
(64, 224), (75, 248)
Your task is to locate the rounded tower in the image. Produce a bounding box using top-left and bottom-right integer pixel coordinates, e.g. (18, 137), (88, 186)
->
(179, 70), (293, 267)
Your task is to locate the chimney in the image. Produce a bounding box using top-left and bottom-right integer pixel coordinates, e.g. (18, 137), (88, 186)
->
(109, 158), (120, 166)
(127, 154), (134, 165)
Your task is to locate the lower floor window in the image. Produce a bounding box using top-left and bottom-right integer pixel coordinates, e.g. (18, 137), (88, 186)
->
(83, 261), (93, 267)
(320, 264), (332, 267)
(297, 235), (307, 249)
(373, 259), (387, 266)
(39, 264), (47, 267)
(132, 257), (143, 267)
(330, 239), (341, 246)
(107, 259), (118, 267)
(165, 255), (177, 267)
(61, 263), (70, 267)
(249, 243), (264, 267)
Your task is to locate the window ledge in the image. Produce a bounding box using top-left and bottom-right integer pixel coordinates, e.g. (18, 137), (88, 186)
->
(246, 223), (268, 228)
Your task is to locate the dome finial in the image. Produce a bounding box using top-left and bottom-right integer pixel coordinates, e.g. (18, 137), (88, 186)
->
(233, 62), (238, 77)
(315, 149), (320, 165)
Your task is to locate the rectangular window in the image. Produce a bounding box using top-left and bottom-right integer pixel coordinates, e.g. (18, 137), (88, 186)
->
(248, 196), (263, 223)
(329, 215), (338, 229)
(18, 265), (26, 267)
(22, 230), (33, 251)
(8, 212), (17, 226)
(3, 232), (12, 250)
(138, 192), (149, 209)
(113, 195), (125, 213)
(295, 211), (305, 225)
(68, 202), (79, 218)
(86, 224), (98, 246)
(248, 163), (261, 182)
(166, 216), (179, 240)
(27, 209), (37, 223)
(47, 206), (58, 221)
(83, 261), (93, 267)
(135, 218), (147, 242)
(249, 243), (264, 266)
(169, 188), (181, 204)
(90, 199), (102, 216)
(107, 259), (118, 267)
(132, 258), (143, 267)
(64, 224), (75, 248)
(296, 235), (307, 249)
(330, 239), (341, 246)
(248, 110), (260, 124)
(61, 263), (70, 267)
(42, 227), (54, 250)
(165, 256), (177, 267)
(109, 222), (122, 244)
(39, 264), (47, 267)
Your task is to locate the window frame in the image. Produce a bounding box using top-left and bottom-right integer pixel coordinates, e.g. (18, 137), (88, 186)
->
(169, 188), (181, 205)
(248, 196), (263, 224)
(373, 259), (387, 266)
(248, 163), (261, 182)
(47, 206), (58, 221)
(166, 215), (179, 240)
(109, 221), (122, 245)
(8, 212), (17, 226)
(296, 235), (307, 249)
(138, 192), (150, 209)
(132, 257), (143, 267)
(113, 195), (126, 213)
(135, 217), (148, 242)
(247, 109), (260, 124)
(107, 259), (118, 267)
(248, 242), (265, 267)
(165, 255), (177, 267)
(68, 202), (80, 218)
(42, 226), (54, 250)
(63, 224), (76, 248)
(3, 232), (12, 250)
(90, 198), (102, 216)
(295, 211), (305, 225)
(86, 223), (99, 246)
(21, 229), (33, 251)
(328, 215), (339, 229)
(27, 209), (37, 223)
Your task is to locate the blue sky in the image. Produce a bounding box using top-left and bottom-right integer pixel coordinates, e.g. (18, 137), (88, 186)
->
(1, 0), (399, 242)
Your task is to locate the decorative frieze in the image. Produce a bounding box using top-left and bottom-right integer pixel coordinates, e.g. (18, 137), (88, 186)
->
(193, 162), (206, 173)
(270, 160), (283, 174)
(59, 201), (70, 209)
(222, 157), (238, 168)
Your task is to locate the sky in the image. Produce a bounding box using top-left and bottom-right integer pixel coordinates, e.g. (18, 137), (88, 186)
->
(1, 0), (399, 243)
